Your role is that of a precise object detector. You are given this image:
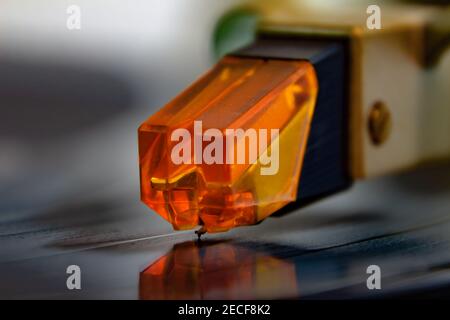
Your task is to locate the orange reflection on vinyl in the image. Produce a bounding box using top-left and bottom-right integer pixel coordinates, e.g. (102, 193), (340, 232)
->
(139, 241), (299, 300)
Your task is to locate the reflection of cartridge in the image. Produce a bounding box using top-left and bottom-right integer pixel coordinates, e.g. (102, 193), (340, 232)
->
(138, 3), (450, 232)
(139, 241), (298, 300)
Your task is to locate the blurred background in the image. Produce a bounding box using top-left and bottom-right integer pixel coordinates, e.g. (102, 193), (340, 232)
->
(0, 0), (237, 219)
(1, 0), (450, 299)
(0, 0), (243, 254)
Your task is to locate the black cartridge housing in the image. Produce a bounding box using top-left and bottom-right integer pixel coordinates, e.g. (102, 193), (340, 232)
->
(232, 34), (352, 214)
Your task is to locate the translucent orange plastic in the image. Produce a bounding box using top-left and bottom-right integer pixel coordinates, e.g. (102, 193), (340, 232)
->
(138, 56), (318, 232)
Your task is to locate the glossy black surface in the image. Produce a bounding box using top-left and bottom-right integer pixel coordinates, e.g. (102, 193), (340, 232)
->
(1, 163), (450, 299)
